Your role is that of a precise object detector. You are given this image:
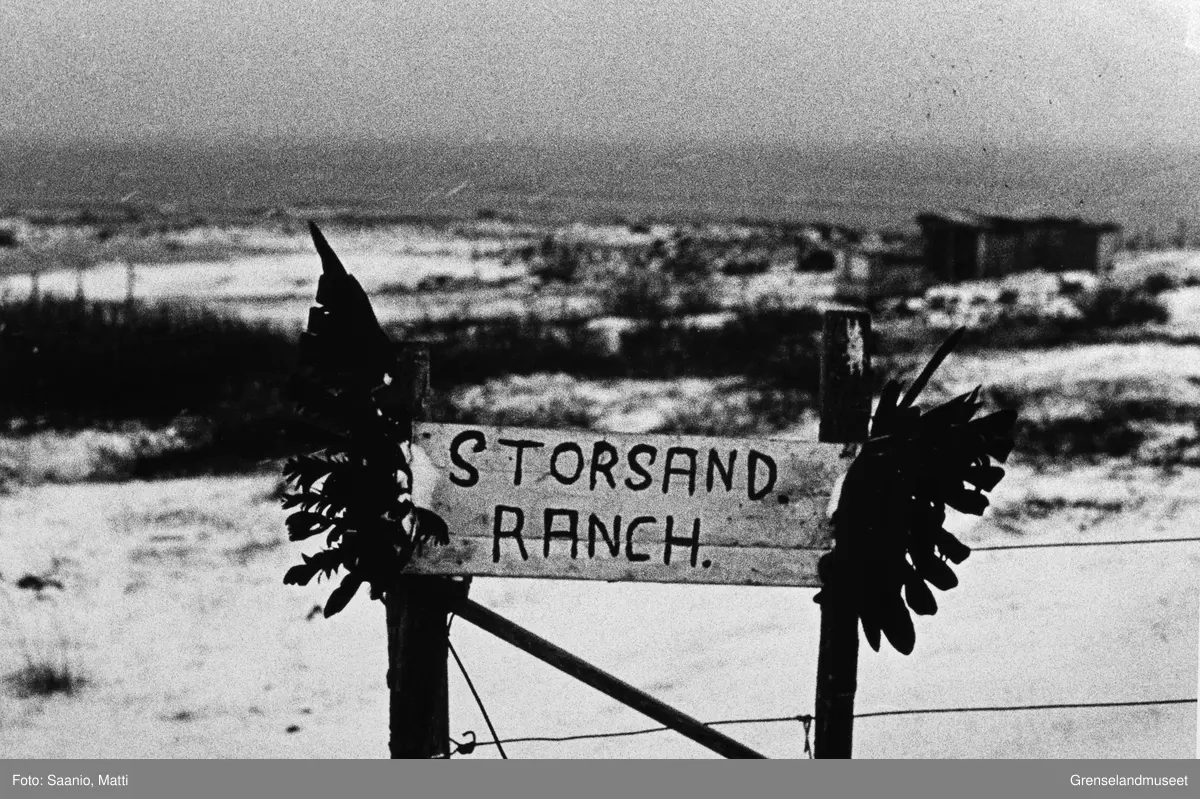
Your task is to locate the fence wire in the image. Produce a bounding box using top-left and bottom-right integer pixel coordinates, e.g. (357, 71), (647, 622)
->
(449, 698), (1197, 757)
(447, 534), (1199, 758)
(973, 535), (1200, 551)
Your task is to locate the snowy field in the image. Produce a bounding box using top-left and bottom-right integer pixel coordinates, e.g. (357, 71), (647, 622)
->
(0, 220), (836, 327)
(0, 228), (1197, 759)
(0, 463), (1194, 759)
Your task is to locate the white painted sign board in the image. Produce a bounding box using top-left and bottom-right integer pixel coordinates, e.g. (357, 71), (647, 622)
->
(405, 422), (849, 587)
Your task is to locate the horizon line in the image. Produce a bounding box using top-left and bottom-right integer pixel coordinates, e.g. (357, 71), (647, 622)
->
(1, 129), (1195, 157)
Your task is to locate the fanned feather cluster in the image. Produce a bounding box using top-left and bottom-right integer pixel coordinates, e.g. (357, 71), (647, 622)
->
(281, 222), (448, 618)
(816, 328), (1017, 655)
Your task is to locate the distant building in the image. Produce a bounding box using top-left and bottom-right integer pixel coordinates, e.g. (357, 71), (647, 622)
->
(916, 211), (1121, 283)
(833, 238), (928, 301)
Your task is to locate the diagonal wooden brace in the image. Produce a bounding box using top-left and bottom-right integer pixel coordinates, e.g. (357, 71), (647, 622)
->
(446, 595), (766, 759)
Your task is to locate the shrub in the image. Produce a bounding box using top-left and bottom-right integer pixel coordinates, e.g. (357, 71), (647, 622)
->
(458, 394), (596, 430)
(4, 661), (84, 698)
(1142, 271), (1178, 295)
(674, 275), (723, 315)
(711, 296), (824, 390)
(400, 316), (618, 389)
(797, 248), (834, 272)
(1016, 414), (1146, 460)
(654, 388), (811, 436)
(3, 599), (86, 699)
(530, 242), (585, 284)
(415, 275), (452, 292)
(0, 296), (297, 429)
(879, 283), (1174, 356)
(396, 296), (828, 389)
(1077, 286), (1169, 327)
(662, 236), (712, 280)
(721, 257), (771, 277)
(984, 380), (1190, 462)
(1057, 278), (1087, 298)
(597, 264), (673, 319)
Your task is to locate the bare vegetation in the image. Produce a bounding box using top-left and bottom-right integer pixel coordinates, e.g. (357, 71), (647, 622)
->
(4, 661), (84, 699)
(1, 582), (85, 699)
(0, 213), (1191, 485)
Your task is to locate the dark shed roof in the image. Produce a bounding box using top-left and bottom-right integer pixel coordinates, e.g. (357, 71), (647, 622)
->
(917, 211), (1119, 233)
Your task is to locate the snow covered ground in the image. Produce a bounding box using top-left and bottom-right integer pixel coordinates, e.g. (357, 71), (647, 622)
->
(0, 461), (1193, 759)
(0, 222), (837, 328)
(0, 233), (1196, 759)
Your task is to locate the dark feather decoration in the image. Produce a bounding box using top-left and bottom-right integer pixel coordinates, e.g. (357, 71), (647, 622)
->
(281, 221), (449, 617)
(815, 327), (1017, 655)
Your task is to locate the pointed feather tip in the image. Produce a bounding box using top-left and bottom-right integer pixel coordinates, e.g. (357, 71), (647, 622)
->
(308, 220), (348, 278)
(898, 326), (968, 410)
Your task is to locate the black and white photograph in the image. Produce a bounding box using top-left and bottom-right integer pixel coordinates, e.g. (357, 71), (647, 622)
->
(0, 0), (1197, 761)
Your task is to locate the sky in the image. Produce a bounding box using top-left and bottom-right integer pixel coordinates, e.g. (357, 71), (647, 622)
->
(1, 0), (1199, 150)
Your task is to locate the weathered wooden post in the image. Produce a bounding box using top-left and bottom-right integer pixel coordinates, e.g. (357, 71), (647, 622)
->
(386, 342), (467, 759)
(125, 262), (136, 310)
(814, 310), (872, 758)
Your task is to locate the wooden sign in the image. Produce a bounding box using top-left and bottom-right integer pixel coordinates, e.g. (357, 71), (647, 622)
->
(405, 422), (848, 586)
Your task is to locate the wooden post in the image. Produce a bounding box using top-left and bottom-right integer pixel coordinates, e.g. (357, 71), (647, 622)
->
(385, 342), (465, 759)
(814, 310), (871, 758)
(125, 262), (135, 310)
(819, 311), (872, 443)
(385, 575), (467, 758)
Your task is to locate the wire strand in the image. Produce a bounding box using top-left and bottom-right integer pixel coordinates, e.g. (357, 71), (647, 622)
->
(448, 639), (508, 759)
(442, 537), (1200, 756)
(972, 536), (1200, 551)
(855, 697), (1198, 719)
(460, 698), (1197, 752)
(470, 714), (810, 749)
